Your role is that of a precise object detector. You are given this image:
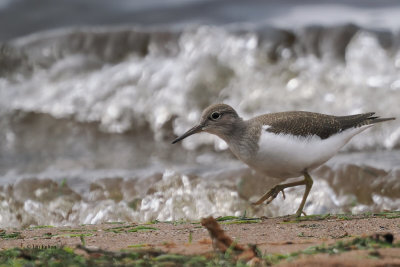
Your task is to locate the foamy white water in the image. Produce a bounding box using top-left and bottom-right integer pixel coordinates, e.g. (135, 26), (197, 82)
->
(1, 3), (400, 227)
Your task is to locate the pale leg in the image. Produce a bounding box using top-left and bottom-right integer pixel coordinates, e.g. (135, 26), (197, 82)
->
(252, 172), (314, 217)
(294, 172), (313, 217)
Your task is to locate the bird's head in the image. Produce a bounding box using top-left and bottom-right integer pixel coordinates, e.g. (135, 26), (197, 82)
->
(172, 104), (241, 144)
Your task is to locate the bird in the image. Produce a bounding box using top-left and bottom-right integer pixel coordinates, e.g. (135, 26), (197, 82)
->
(172, 103), (395, 217)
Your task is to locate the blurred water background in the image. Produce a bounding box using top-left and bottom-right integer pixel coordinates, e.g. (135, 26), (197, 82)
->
(1, 0), (400, 228)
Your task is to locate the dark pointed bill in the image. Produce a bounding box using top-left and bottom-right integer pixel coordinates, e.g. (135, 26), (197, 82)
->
(172, 124), (203, 144)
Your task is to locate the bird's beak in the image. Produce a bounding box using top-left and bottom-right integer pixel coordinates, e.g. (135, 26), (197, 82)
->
(172, 123), (204, 144)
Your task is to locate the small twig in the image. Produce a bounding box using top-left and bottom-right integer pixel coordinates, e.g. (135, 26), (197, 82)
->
(201, 216), (245, 252)
(201, 216), (262, 263)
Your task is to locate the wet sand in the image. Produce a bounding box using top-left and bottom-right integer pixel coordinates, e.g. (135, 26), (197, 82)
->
(1, 212), (400, 266)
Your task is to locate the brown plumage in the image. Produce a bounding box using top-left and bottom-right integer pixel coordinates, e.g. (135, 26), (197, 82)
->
(253, 111), (394, 139)
(172, 103), (395, 217)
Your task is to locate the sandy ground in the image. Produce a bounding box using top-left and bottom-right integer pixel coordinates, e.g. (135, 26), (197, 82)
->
(1, 214), (400, 266)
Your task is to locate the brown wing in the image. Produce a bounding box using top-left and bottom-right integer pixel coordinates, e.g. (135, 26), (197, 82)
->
(254, 111), (382, 140)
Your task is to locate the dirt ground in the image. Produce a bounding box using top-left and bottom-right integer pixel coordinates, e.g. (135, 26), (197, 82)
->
(1, 213), (400, 266)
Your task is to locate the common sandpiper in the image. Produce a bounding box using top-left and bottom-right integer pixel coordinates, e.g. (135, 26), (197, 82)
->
(172, 104), (395, 217)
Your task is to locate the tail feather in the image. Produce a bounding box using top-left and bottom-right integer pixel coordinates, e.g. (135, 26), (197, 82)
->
(339, 113), (395, 131)
(363, 116), (396, 126)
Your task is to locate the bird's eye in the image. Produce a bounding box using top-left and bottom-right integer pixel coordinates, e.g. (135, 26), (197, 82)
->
(210, 112), (221, 120)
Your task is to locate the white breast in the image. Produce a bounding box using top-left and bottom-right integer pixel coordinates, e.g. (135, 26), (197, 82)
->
(245, 125), (373, 179)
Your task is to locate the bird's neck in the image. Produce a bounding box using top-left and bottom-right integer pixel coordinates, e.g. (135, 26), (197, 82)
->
(216, 118), (245, 143)
(220, 120), (260, 162)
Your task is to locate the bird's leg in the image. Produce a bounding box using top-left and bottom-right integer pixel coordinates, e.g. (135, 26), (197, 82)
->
(252, 172), (314, 218)
(252, 179), (306, 206)
(294, 172), (313, 217)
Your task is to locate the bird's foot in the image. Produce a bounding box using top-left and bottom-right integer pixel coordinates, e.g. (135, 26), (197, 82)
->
(251, 185), (285, 206)
(266, 188), (285, 204)
(282, 214), (299, 222)
(282, 211), (308, 222)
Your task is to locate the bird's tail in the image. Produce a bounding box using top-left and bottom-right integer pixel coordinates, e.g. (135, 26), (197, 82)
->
(360, 114), (395, 127)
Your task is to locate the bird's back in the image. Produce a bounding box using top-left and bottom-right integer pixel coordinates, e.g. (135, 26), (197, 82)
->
(250, 111), (394, 140)
(238, 111), (395, 178)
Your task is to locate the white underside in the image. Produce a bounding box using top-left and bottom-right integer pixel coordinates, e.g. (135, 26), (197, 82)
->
(242, 125), (372, 179)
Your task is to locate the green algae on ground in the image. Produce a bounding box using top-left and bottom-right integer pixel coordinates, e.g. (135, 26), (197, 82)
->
(28, 225), (54, 230)
(39, 231), (94, 238)
(216, 216), (239, 221)
(188, 231), (193, 244)
(42, 232), (53, 238)
(0, 230), (22, 240)
(80, 234), (86, 246)
(295, 213), (331, 222)
(216, 216), (261, 224)
(58, 228), (98, 232)
(331, 211), (400, 220)
(127, 226), (158, 233)
(220, 219), (261, 225)
(281, 211), (400, 223)
(264, 234), (399, 265)
(375, 211), (400, 219)
(144, 220), (160, 225)
(0, 247), (85, 267)
(127, 243), (150, 248)
(105, 225), (158, 234)
(0, 247), (240, 267)
(61, 233), (94, 238)
(1, 234), (399, 266)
